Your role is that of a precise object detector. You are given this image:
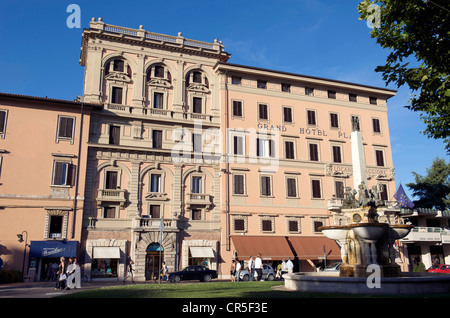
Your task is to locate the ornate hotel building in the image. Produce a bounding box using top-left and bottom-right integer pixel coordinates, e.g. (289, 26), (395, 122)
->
(76, 19), (398, 280)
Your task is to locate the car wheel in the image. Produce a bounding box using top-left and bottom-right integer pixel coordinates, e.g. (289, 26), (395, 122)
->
(242, 274), (249, 281)
(267, 274), (274, 281)
(172, 275), (181, 283)
(203, 274), (212, 282)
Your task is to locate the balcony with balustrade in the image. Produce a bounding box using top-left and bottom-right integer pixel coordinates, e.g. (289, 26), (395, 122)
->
(96, 189), (127, 208)
(186, 193), (213, 210)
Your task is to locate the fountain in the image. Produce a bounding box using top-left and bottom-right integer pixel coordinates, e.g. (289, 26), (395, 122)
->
(282, 121), (450, 295)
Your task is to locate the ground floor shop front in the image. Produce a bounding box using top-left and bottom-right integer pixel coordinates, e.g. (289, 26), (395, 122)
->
(82, 229), (219, 282)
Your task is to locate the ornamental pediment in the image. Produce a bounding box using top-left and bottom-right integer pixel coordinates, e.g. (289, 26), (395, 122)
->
(187, 83), (210, 94)
(105, 72), (132, 83)
(148, 78), (172, 89)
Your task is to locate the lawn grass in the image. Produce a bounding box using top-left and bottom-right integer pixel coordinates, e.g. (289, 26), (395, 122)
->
(57, 281), (337, 298)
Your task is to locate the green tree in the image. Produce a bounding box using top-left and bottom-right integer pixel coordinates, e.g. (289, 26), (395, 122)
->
(406, 157), (450, 210)
(358, 0), (450, 152)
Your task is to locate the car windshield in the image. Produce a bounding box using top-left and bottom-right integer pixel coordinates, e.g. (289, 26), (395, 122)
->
(429, 265), (440, 269)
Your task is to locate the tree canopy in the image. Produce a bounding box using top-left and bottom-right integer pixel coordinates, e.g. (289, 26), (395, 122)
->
(358, 0), (450, 152)
(406, 157), (450, 210)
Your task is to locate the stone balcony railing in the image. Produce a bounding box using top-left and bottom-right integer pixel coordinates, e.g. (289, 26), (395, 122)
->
(105, 103), (219, 125)
(186, 193), (213, 210)
(96, 189), (127, 208)
(89, 18), (226, 54)
(401, 227), (450, 243)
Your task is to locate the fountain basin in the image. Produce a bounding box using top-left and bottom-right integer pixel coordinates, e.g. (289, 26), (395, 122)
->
(349, 223), (388, 241)
(318, 226), (349, 240)
(389, 224), (413, 240)
(283, 272), (450, 295)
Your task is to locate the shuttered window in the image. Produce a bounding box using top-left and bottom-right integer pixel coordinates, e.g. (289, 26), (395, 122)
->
(57, 116), (74, 139)
(312, 179), (322, 198)
(285, 141), (295, 159)
(332, 146), (342, 163)
(287, 178), (297, 197)
(260, 176), (271, 196)
(307, 110), (316, 125)
(309, 143), (319, 161)
(233, 174), (244, 195)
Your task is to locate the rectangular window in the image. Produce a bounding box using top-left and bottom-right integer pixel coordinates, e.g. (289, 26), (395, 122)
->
(305, 87), (314, 96)
(309, 143), (319, 161)
(192, 209), (202, 220)
(288, 220), (299, 232)
(111, 87), (123, 104)
(349, 94), (357, 102)
(285, 141), (295, 159)
(154, 65), (164, 78)
(335, 181), (345, 199)
(311, 179), (322, 198)
(103, 207), (116, 219)
(376, 150), (385, 167)
(379, 184), (388, 200)
(231, 76), (241, 85)
(330, 113), (339, 128)
(369, 97), (378, 105)
(328, 90), (336, 99)
(233, 135), (243, 155)
(232, 101), (243, 117)
(283, 107), (293, 123)
(351, 116), (360, 131)
(113, 60), (124, 72)
(192, 133), (202, 153)
(109, 125), (120, 145)
(49, 215), (63, 238)
(52, 161), (73, 186)
(233, 174), (245, 195)
(307, 110), (316, 125)
(150, 174), (161, 193)
(281, 83), (291, 92)
(150, 205), (161, 218)
(332, 145), (342, 163)
(234, 219), (245, 231)
(262, 220), (272, 232)
(191, 176), (202, 194)
(57, 116), (75, 140)
(0, 110), (6, 135)
(258, 104), (268, 120)
(105, 171), (118, 189)
(257, 138), (274, 157)
(260, 176), (272, 196)
(372, 118), (381, 133)
(193, 71), (202, 83)
(153, 92), (164, 109)
(257, 80), (267, 89)
(152, 130), (163, 149)
(286, 178), (297, 197)
(193, 97), (202, 113)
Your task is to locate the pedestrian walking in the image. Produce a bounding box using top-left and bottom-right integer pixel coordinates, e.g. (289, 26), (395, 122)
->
(161, 262), (168, 281)
(55, 257), (66, 290)
(248, 256), (255, 281)
(255, 253), (262, 281)
(230, 260), (236, 282)
(235, 259), (241, 282)
(123, 259), (135, 283)
(286, 257), (294, 274)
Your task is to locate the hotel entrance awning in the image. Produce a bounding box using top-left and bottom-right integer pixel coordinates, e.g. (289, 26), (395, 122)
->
(288, 236), (341, 260)
(231, 236), (295, 260)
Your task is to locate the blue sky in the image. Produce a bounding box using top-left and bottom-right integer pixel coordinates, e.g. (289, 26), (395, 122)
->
(0, 0), (447, 198)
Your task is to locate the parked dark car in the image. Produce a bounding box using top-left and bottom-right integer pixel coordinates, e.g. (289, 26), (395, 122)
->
(427, 264), (450, 274)
(239, 264), (275, 281)
(168, 265), (218, 283)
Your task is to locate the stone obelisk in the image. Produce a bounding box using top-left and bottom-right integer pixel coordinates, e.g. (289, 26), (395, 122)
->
(350, 117), (368, 189)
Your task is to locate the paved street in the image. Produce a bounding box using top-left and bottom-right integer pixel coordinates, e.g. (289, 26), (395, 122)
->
(0, 280), (138, 298)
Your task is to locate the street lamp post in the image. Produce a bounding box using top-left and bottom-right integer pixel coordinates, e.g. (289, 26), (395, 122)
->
(17, 231), (29, 281)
